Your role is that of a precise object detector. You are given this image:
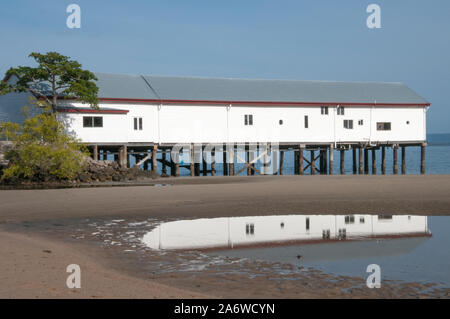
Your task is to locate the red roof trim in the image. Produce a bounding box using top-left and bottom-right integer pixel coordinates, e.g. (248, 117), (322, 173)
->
(94, 97), (430, 107)
(57, 108), (128, 114)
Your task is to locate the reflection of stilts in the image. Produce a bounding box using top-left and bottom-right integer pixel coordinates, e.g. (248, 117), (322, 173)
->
(158, 223), (162, 250)
(227, 217), (233, 249)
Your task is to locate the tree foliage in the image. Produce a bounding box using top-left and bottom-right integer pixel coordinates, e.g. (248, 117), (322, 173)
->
(0, 100), (89, 182)
(0, 52), (98, 113)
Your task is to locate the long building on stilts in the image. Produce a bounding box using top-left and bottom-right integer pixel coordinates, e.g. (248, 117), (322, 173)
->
(0, 73), (430, 176)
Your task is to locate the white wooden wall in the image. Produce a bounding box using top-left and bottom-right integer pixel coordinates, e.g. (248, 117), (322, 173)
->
(60, 102), (427, 144)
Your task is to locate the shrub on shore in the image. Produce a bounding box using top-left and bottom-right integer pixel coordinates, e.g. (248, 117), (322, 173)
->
(0, 102), (89, 183)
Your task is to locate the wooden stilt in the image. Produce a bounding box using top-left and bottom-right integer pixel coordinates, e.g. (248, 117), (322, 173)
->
(294, 150), (299, 175)
(250, 145), (255, 176)
(310, 150), (315, 175)
(211, 149), (216, 176)
(340, 149), (345, 175)
(364, 149), (369, 174)
(151, 145), (157, 173)
(202, 146), (207, 176)
(324, 149), (328, 174)
(162, 149), (167, 175)
(263, 144), (269, 175)
(381, 146), (386, 175)
(421, 143), (426, 174)
(299, 146), (304, 175)
(279, 151), (284, 175)
(401, 146), (406, 175)
(393, 145), (398, 175)
(120, 145), (127, 168)
(352, 148), (357, 174)
(359, 148), (363, 174)
(223, 144), (228, 176)
(319, 150), (324, 174)
(229, 144), (235, 176)
(174, 149), (180, 177)
(190, 144), (195, 177)
(372, 149), (377, 175)
(329, 144), (334, 175)
(93, 145), (98, 161)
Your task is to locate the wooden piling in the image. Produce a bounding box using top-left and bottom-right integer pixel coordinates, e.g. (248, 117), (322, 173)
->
(310, 151), (315, 175)
(174, 149), (180, 177)
(211, 149), (216, 176)
(162, 149), (167, 175)
(190, 144), (195, 177)
(401, 146), (406, 175)
(152, 145), (157, 174)
(381, 146), (386, 175)
(92, 145), (98, 161)
(250, 145), (255, 176)
(329, 144), (334, 175)
(299, 146), (304, 175)
(263, 144), (269, 175)
(319, 150), (324, 174)
(223, 144), (228, 176)
(202, 146), (208, 176)
(120, 145), (127, 168)
(229, 144), (235, 176)
(421, 143), (426, 174)
(372, 149), (377, 175)
(294, 150), (299, 175)
(393, 145), (398, 175)
(340, 149), (345, 175)
(352, 148), (357, 174)
(279, 151), (284, 175)
(364, 149), (369, 174)
(358, 148), (363, 174)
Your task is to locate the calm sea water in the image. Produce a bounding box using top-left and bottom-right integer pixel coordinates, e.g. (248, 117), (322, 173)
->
(124, 133), (450, 176)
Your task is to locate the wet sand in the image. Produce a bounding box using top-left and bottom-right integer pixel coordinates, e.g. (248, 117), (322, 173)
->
(1, 175), (450, 298)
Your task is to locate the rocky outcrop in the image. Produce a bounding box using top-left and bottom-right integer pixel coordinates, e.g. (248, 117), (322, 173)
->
(79, 157), (159, 183)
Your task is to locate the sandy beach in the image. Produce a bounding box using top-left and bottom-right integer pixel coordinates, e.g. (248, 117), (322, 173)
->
(1, 175), (450, 298)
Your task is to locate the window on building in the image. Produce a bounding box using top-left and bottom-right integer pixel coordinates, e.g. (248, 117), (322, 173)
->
(337, 107), (345, 115)
(345, 215), (355, 224)
(83, 116), (103, 128)
(304, 115), (309, 128)
(134, 117), (143, 130)
(343, 119), (354, 129)
(378, 215), (393, 220)
(358, 119), (364, 126)
(360, 217), (365, 224)
(306, 217), (310, 231)
(377, 122), (391, 131)
(245, 114), (253, 126)
(321, 106), (329, 115)
(279, 119), (283, 125)
(245, 223), (255, 235)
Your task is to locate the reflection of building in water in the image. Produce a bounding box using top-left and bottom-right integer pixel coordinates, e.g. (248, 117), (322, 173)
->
(142, 215), (429, 250)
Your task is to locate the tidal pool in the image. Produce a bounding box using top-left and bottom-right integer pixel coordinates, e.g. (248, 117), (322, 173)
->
(142, 214), (450, 287)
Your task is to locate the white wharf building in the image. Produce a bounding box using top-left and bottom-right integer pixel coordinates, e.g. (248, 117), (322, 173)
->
(0, 73), (430, 176)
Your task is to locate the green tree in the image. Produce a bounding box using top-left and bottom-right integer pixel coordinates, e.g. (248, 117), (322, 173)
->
(0, 100), (89, 182)
(0, 51), (98, 113)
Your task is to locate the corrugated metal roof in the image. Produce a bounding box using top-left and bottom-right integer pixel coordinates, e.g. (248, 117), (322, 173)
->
(94, 72), (429, 105)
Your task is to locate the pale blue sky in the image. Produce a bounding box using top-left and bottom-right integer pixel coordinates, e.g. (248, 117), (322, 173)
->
(0, 0), (449, 132)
